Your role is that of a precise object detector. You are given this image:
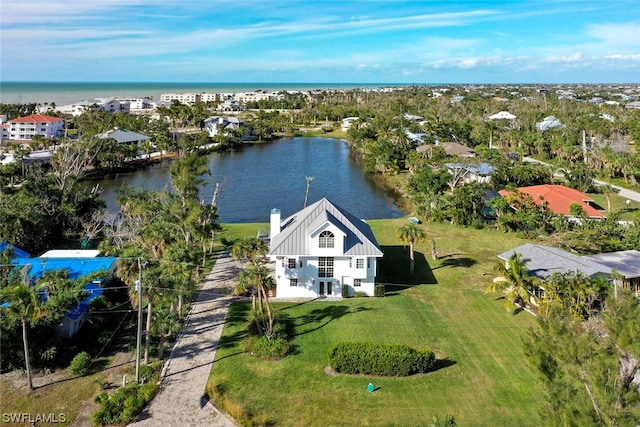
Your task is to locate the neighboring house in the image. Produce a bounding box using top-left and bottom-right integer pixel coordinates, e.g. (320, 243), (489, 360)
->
(10, 248), (117, 339)
(498, 244), (640, 299)
(488, 111), (517, 120)
(536, 116), (565, 132)
(416, 142), (476, 158)
(582, 250), (640, 296)
(56, 97), (123, 116)
(204, 116), (247, 138)
(0, 241), (31, 260)
(216, 99), (245, 112)
(445, 162), (496, 184)
(403, 113), (424, 122)
(340, 117), (360, 131)
(498, 244), (612, 282)
(499, 184), (606, 219)
(97, 127), (151, 145)
(7, 114), (65, 141)
(405, 130), (427, 144)
(268, 198), (383, 299)
(626, 101), (640, 109)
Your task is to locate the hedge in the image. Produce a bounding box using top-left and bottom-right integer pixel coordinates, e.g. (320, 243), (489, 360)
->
(328, 342), (435, 377)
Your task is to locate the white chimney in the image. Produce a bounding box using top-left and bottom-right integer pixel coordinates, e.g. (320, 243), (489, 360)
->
(270, 208), (281, 239)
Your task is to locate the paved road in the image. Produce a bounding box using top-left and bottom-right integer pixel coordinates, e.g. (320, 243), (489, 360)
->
(130, 253), (240, 427)
(523, 156), (640, 203)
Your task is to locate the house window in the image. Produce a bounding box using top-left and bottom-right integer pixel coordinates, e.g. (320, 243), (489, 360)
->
(290, 279), (298, 287)
(318, 257), (334, 277)
(356, 258), (364, 269)
(288, 258), (297, 269)
(354, 279), (362, 287)
(319, 231), (334, 248)
(349, 258), (352, 268)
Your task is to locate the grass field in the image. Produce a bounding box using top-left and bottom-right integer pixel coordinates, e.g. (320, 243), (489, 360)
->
(208, 218), (545, 426)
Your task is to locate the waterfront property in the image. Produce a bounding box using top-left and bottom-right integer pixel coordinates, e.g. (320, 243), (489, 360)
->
(97, 127), (151, 146)
(203, 116), (247, 138)
(268, 198), (383, 298)
(3, 113), (65, 141)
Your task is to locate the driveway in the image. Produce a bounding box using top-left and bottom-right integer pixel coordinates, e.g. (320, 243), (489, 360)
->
(130, 252), (240, 427)
(523, 156), (640, 203)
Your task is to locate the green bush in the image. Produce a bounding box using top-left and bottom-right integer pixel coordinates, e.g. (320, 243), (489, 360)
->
(328, 342), (435, 376)
(92, 382), (159, 425)
(353, 291), (368, 298)
(374, 284), (385, 297)
(245, 335), (290, 359)
(69, 351), (92, 376)
(245, 311), (292, 359)
(342, 284), (350, 298)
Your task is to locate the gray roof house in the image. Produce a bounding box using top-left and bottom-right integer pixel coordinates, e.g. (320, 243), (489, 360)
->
(498, 245), (640, 298)
(268, 198), (383, 299)
(583, 250), (640, 295)
(497, 244), (611, 281)
(97, 127), (151, 145)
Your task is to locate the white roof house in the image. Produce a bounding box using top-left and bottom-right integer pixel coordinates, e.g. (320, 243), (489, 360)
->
(488, 111), (517, 120)
(268, 198), (383, 299)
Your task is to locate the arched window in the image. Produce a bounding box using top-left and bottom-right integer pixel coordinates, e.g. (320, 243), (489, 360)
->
(319, 230), (334, 248)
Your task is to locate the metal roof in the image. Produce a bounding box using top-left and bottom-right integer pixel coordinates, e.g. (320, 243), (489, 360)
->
(497, 243), (611, 280)
(269, 198), (383, 257)
(582, 250), (640, 279)
(97, 128), (150, 144)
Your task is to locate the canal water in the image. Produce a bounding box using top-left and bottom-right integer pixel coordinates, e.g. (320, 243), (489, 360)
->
(95, 137), (404, 223)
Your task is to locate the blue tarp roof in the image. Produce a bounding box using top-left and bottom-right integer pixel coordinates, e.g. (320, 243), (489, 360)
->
(65, 282), (104, 321)
(12, 257), (118, 281)
(0, 242), (31, 259)
(10, 257), (116, 323)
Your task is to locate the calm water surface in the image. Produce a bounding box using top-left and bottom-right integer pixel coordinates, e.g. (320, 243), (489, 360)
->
(96, 137), (403, 223)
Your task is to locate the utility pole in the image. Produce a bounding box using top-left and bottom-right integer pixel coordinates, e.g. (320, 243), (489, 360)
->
(135, 258), (143, 384)
(304, 176), (314, 208)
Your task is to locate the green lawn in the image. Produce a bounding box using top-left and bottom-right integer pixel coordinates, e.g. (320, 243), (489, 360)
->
(208, 219), (545, 426)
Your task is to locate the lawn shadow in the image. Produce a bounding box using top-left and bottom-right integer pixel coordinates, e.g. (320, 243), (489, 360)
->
(378, 246), (437, 295)
(430, 358), (457, 373)
(432, 256), (477, 269)
(294, 305), (370, 337)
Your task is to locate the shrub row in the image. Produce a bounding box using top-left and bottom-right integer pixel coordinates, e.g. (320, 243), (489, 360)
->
(328, 342), (435, 377)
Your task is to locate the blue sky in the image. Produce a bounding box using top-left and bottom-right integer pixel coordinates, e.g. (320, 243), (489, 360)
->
(1, 0), (639, 83)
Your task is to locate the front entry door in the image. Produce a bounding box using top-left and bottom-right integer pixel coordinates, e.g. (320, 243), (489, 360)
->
(319, 281), (332, 296)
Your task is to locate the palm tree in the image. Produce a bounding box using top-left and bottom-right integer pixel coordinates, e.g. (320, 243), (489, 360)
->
(485, 252), (537, 312)
(396, 224), (427, 275)
(152, 308), (180, 360)
(0, 281), (49, 391)
(231, 238), (275, 338)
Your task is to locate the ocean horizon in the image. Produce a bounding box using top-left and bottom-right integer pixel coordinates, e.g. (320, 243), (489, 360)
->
(0, 81), (418, 105)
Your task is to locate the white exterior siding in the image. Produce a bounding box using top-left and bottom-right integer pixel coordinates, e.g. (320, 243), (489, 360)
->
(268, 198), (383, 299)
(273, 255), (377, 298)
(8, 115), (65, 140)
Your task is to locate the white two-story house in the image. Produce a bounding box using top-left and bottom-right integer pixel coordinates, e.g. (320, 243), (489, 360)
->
(268, 198), (383, 299)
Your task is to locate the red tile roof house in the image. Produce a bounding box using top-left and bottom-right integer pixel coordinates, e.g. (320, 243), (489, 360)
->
(7, 114), (65, 141)
(499, 184), (606, 220)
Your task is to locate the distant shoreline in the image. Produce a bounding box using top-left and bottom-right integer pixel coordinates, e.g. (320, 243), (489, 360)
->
(0, 81), (417, 105)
